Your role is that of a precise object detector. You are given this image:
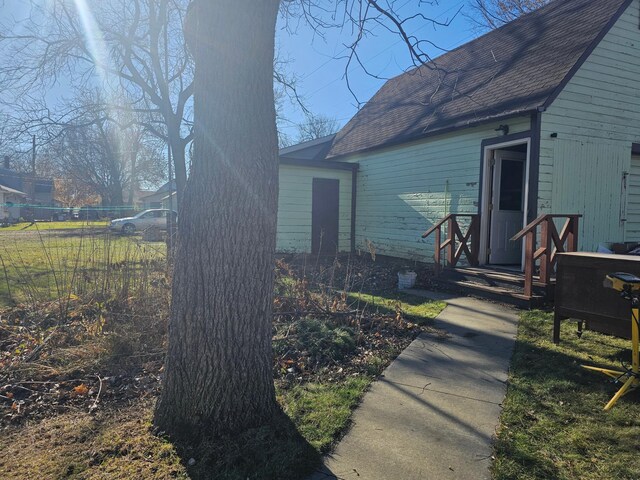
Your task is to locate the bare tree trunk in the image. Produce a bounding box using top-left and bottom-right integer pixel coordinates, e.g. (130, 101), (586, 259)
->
(170, 137), (187, 205)
(154, 0), (281, 442)
(128, 150), (137, 206)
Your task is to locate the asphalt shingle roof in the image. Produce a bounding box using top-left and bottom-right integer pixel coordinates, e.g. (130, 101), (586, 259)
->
(328, 0), (631, 158)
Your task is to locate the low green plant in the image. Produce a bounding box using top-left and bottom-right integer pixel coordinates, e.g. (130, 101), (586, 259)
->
(300, 318), (355, 361)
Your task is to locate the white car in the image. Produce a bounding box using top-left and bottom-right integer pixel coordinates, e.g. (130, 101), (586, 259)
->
(109, 209), (177, 234)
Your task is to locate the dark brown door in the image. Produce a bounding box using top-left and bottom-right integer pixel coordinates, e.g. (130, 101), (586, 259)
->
(312, 178), (340, 255)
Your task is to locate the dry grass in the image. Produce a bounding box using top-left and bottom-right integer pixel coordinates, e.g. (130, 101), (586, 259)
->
(0, 401), (188, 479)
(0, 252), (445, 479)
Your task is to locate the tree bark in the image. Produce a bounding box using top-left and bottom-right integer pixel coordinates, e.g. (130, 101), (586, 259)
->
(154, 0), (281, 442)
(170, 135), (187, 205)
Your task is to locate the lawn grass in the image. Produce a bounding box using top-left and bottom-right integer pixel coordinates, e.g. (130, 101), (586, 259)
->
(347, 291), (446, 324)
(0, 230), (165, 306)
(279, 376), (371, 452)
(0, 220), (108, 231)
(493, 310), (640, 480)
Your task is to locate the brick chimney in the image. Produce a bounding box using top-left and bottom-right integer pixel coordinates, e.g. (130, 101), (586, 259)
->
(3, 156), (9, 170)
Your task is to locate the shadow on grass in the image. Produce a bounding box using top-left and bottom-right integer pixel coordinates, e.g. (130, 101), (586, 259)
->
(174, 410), (322, 480)
(347, 291), (444, 325)
(494, 312), (640, 480)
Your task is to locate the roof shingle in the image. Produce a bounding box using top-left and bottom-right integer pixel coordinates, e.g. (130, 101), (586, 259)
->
(328, 0), (631, 158)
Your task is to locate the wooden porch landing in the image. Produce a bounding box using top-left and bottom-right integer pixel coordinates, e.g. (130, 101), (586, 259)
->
(431, 266), (553, 308)
(422, 213), (581, 308)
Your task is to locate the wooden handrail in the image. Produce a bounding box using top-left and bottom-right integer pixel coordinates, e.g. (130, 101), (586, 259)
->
(511, 214), (582, 241)
(422, 214), (477, 238)
(423, 214), (480, 272)
(422, 214), (453, 238)
(511, 214), (581, 298)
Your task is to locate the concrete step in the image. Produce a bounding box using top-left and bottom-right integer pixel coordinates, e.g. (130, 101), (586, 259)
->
(442, 266), (554, 288)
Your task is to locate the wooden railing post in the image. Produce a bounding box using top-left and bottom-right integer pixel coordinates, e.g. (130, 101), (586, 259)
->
(512, 213), (581, 300)
(434, 227), (441, 273)
(539, 217), (550, 286)
(523, 231), (534, 298)
(447, 217), (455, 266)
(470, 216), (480, 266)
(423, 213), (480, 271)
(567, 216), (579, 252)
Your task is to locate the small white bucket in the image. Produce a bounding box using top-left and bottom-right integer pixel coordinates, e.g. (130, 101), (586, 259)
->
(397, 270), (417, 290)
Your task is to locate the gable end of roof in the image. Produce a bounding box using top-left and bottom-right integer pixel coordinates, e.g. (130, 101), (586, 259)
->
(542, 0), (634, 110)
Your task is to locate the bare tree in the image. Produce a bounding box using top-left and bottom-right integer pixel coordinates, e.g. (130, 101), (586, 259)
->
(0, 0), (192, 197)
(0, 1), (309, 201)
(466, 0), (550, 30)
(296, 113), (339, 143)
(153, 0), (457, 458)
(46, 100), (165, 207)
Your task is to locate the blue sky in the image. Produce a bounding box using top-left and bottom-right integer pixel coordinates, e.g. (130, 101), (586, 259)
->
(276, 1), (482, 138)
(1, 1), (485, 144)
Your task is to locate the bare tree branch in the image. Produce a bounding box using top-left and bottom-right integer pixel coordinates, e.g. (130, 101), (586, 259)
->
(465, 0), (549, 30)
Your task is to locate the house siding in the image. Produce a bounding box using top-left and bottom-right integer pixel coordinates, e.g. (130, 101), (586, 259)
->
(340, 117), (531, 262)
(277, 165), (353, 253)
(539, 0), (640, 251)
(625, 155), (640, 241)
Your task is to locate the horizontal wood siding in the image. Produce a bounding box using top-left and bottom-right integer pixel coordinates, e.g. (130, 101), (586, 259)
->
(277, 165), (352, 253)
(625, 155), (640, 241)
(552, 140), (627, 248)
(342, 118), (531, 262)
(539, 0), (640, 251)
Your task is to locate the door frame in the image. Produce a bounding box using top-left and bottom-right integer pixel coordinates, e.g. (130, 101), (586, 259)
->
(479, 137), (531, 269)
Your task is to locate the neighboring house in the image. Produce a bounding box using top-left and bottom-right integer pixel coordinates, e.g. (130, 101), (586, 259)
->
(0, 183), (26, 221)
(161, 191), (177, 210)
(0, 159), (55, 220)
(139, 181), (176, 210)
(132, 188), (155, 210)
(276, 0), (640, 269)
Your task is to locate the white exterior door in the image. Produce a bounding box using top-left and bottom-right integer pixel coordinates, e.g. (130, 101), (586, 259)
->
(489, 151), (526, 265)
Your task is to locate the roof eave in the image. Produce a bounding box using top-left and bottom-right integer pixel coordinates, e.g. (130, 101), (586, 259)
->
(328, 108), (538, 161)
(279, 157), (359, 171)
(0, 184), (27, 196)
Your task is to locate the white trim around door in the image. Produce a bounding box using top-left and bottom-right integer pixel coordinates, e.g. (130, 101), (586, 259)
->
(479, 138), (531, 269)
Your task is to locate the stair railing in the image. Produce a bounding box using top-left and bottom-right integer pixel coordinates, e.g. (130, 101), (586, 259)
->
(511, 214), (581, 297)
(422, 214), (480, 273)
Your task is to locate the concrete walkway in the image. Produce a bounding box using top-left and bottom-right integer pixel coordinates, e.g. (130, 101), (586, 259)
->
(308, 292), (519, 480)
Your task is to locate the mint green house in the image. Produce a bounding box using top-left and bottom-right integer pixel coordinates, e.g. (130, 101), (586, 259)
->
(277, 0), (640, 281)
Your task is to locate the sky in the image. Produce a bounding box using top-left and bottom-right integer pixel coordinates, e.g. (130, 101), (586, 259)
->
(0, 1), (486, 147)
(275, 1), (483, 139)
